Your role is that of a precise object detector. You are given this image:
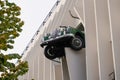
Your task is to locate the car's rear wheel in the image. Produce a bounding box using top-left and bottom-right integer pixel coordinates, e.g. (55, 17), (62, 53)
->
(70, 36), (83, 50)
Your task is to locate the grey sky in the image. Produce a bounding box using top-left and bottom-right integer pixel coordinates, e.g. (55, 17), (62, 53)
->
(6, 0), (57, 54)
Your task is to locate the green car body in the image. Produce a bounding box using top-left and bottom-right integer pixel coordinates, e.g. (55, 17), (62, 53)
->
(42, 26), (85, 42)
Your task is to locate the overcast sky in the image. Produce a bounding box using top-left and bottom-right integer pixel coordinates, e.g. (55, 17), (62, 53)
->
(6, 0), (57, 54)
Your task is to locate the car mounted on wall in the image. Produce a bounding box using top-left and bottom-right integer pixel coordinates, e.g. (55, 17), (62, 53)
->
(40, 25), (85, 60)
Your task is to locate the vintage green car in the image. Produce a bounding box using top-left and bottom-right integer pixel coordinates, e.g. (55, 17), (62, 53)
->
(40, 26), (85, 60)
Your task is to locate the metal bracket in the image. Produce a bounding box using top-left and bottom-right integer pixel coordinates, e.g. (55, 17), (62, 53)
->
(52, 58), (61, 63)
(69, 10), (80, 19)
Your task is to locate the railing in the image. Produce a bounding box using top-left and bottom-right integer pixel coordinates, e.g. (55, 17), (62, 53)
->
(21, 0), (61, 56)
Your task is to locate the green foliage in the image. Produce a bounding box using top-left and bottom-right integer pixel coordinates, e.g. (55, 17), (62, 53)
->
(0, 59), (28, 80)
(0, 53), (29, 80)
(0, 0), (24, 51)
(0, 0), (29, 80)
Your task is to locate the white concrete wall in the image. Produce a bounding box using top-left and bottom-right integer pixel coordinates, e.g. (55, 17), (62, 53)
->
(19, 0), (120, 80)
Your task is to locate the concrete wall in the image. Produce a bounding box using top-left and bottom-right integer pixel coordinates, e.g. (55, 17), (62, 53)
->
(19, 0), (120, 80)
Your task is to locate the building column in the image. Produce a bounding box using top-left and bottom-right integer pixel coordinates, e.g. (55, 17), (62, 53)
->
(61, 57), (70, 80)
(94, 0), (114, 80)
(65, 48), (86, 80)
(84, 0), (99, 80)
(108, 0), (120, 80)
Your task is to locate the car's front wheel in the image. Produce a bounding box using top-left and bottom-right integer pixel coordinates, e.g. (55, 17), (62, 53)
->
(44, 46), (57, 60)
(70, 36), (84, 50)
(44, 46), (65, 60)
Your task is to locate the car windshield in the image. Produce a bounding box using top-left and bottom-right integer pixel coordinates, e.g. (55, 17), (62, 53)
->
(51, 29), (59, 38)
(43, 26), (72, 41)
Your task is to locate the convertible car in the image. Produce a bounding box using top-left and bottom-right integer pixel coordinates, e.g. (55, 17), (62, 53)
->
(40, 26), (85, 60)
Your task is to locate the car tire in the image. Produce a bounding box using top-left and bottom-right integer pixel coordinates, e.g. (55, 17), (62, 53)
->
(44, 46), (57, 60)
(44, 46), (65, 60)
(70, 36), (84, 50)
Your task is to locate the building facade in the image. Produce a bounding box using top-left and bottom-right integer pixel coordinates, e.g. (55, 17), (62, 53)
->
(19, 0), (120, 80)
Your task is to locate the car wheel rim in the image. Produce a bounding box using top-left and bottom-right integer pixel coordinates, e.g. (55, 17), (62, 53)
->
(47, 47), (55, 56)
(72, 38), (82, 48)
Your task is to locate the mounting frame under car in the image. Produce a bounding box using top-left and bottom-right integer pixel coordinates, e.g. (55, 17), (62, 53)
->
(40, 26), (85, 60)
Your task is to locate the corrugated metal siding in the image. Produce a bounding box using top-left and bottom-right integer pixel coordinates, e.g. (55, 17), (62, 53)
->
(19, 0), (120, 80)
